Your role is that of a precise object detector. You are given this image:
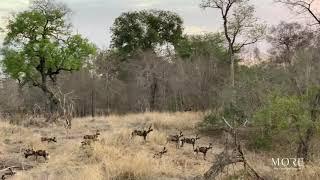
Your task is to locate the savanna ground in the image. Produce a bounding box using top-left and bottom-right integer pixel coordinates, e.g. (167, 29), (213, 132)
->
(1, 112), (320, 180)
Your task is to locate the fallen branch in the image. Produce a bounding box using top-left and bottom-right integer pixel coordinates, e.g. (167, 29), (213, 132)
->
(203, 148), (243, 179)
(203, 116), (264, 179)
(0, 166), (19, 172)
(0, 167), (16, 180)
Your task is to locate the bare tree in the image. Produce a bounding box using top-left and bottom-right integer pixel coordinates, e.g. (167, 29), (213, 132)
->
(267, 21), (314, 65)
(276, 0), (320, 26)
(126, 51), (169, 112)
(200, 0), (265, 92)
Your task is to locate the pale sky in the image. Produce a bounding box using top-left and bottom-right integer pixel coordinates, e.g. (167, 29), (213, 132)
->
(0, 0), (314, 50)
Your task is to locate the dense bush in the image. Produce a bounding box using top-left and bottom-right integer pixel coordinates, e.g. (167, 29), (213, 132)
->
(201, 111), (224, 129)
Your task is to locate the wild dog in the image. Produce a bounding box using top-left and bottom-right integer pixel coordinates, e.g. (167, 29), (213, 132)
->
(181, 134), (200, 149)
(166, 131), (183, 148)
(1, 168), (15, 180)
(24, 149), (35, 159)
(41, 137), (57, 143)
(153, 147), (168, 159)
(83, 130), (100, 141)
(34, 150), (49, 160)
(131, 125), (153, 141)
(24, 149), (49, 160)
(194, 143), (213, 160)
(81, 139), (93, 146)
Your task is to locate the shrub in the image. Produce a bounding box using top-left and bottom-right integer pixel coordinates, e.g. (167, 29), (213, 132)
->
(201, 111), (223, 128)
(253, 95), (309, 137)
(248, 133), (272, 151)
(251, 94), (315, 154)
(200, 104), (247, 130)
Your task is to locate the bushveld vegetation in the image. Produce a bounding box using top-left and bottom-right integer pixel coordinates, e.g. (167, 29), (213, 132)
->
(1, 0), (320, 179)
(0, 113), (319, 180)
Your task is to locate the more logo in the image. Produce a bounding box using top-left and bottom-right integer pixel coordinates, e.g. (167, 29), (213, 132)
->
(272, 158), (304, 169)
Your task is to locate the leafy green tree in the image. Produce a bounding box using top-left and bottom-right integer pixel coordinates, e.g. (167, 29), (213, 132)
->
(176, 33), (228, 60)
(254, 90), (320, 161)
(1, 0), (96, 111)
(110, 10), (184, 58)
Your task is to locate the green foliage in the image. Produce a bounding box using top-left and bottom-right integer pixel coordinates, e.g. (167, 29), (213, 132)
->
(110, 9), (184, 58)
(201, 104), (246, 130)
(248, 133), (272, 151)
(202, 111), (224, 128)
(223, 103), (247, 126)
(251, 94), (316, 151)
(248, 87), (320, 153)
(254, 95), (309, 133)
(175, 33), (228, 60)
(1, 0), (96, 87)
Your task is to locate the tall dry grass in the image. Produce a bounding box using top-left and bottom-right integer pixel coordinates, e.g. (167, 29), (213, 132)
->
(1, 112), (209, 180)
(0, 112), (319, 180)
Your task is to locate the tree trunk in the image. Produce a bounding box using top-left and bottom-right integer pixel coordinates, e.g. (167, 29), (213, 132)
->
(297, 128), (313, 162)
(40, 82), (59, 114)
(230, 52), (235, 89)
(17, 84), (25, 113)
(203, 150), (242, 179)
(297, 111), (317, 162)
(91, 75), (95, 119)
(297, 91), (320, 162)
(150, 75), (158, 111)
(229, 48), (236, 106)
(47, 89), (59, 114)
(37, 57), (59, 114)
(91, 88), (95, 118)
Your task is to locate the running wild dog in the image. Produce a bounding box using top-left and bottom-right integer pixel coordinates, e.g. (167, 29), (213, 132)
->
(1, 168), (15, 180)
(153, 147), (168, 158)
(131, 125), (153, 141)
(24, 149), (49, 160)
(83, 130), (100, 141)
(167, 131), (183, 148)
(41, 137), (57, 143)
(194, 143), (213, 160)
(181, 134), (200, 149)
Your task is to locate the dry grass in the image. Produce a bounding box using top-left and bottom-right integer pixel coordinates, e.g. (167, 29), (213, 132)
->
(0, 112), (319, 180)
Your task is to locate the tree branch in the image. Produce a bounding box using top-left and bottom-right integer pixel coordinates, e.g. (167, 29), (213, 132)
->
(222, 116), (233, 129)
(276, 0), (320, 26)
(234, 38), (258, 52)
